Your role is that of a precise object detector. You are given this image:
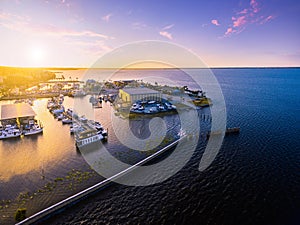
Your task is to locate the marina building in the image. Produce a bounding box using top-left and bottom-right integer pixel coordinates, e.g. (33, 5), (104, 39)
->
(119, 87), (162, 103)
(0, 103), (36, 125)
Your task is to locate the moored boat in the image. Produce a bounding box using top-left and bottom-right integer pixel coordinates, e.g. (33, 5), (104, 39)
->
(62, 117), (72, 124)
(0, 125), (21, 139)
(22, 119), (43, 136)
(75, 129), (103, 148)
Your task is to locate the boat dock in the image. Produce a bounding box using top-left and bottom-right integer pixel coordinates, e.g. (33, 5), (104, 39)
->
(0, 103), (44, 139)
(47, 97), (108, 145)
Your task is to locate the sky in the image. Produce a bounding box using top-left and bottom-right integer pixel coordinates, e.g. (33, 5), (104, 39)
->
(0, 0), (299, 67)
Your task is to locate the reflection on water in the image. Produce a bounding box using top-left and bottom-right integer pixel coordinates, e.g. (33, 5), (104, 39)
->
(0, 98), (80, 194)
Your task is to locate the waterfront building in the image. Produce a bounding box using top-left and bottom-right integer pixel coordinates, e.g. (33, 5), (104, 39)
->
(119, 87), (161, 103)
(0, 103), (36, 125)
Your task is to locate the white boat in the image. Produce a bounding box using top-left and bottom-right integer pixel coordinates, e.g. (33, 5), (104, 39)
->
(57, 114), (64, 121)
(87, 120), (107, 138)
(22, 120), (43, 136)
(70, 124), (84, 134)
(75, 130), (103, 148)
(98, 128), (108, 138)
(62, 117), (72, 124)
(23, 126), (43, 136)
(66, 108), (73, 117)
(52, 106), (65, 115)
(79, 116), (88, 123)
(88, 120), (103, 130)
(0, 128), (21, 139)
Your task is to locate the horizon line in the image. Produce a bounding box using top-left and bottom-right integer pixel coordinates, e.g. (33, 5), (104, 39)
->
(1, 65), (300, 70)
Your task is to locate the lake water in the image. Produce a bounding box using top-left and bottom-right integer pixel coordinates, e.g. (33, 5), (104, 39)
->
(0, 68), (299, 224)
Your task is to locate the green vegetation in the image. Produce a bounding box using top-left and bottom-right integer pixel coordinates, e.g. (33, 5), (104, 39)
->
(0, 199), (11, 210)
(0, 66), (55, 97)
(0, 168), (97, 224)
(14, 208), (27, 222)
(54, 177), (64, 182)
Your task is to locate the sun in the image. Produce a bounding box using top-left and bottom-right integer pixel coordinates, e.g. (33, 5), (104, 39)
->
(28, 45), (46, 67)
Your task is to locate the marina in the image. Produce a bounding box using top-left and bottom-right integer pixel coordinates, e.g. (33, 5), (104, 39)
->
(0, 81), (209, 223)
(0, 103), (44, 139)
(46, 95), (108, 148)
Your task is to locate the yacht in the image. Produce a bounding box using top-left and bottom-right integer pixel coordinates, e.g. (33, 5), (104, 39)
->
(75, 129), (103, 148)
(88, 120), (108, 138)
(0, 125), (21, 139)
(70, 123), (84, 134)
(22, 120), (43, 136)
(62, 117), (72, 124)
(57, 114), (64, 121)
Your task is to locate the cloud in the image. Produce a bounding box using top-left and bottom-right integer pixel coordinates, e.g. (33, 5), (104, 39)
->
(233, 15), (247, 27)
(223, 0), (274, 37)
(238, 9), (248, 14)
(211, 19), (220, 26)
(162, 24), (174, 30)
(225, 27), (234, 36)
(260, 15), (274, 24)
(250, 0), (259, 13)
(67, 39), (113, 55)
(0, 12), (113, 40)
(159, 24), (174, 40)
(102, 13), (112, 22)
(159, 31), (173, 40)
(60, 0), (71, 8)
(131, 22), (147, 30)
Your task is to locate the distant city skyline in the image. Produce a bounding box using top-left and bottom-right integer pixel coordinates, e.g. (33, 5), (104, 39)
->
(0, 0), (299, 67)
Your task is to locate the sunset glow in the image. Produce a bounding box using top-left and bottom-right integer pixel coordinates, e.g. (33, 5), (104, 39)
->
(0, 0), (299, 67)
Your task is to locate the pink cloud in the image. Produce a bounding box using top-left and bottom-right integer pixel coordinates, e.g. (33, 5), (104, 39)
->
(211, 19), (220, 26)
(260, 15), (274, 24)
(223, 0), (274, 38)
(250, 0), (259, 13)
(159, 31), (173, 40)
(225, 27), (235, 36)
(233, 16), (247, 27)
(238, 9), (248, 14)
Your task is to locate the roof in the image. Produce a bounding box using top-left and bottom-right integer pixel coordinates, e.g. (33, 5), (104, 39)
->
(0, 103), (36, 120)
(121, 87), (160, 95)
